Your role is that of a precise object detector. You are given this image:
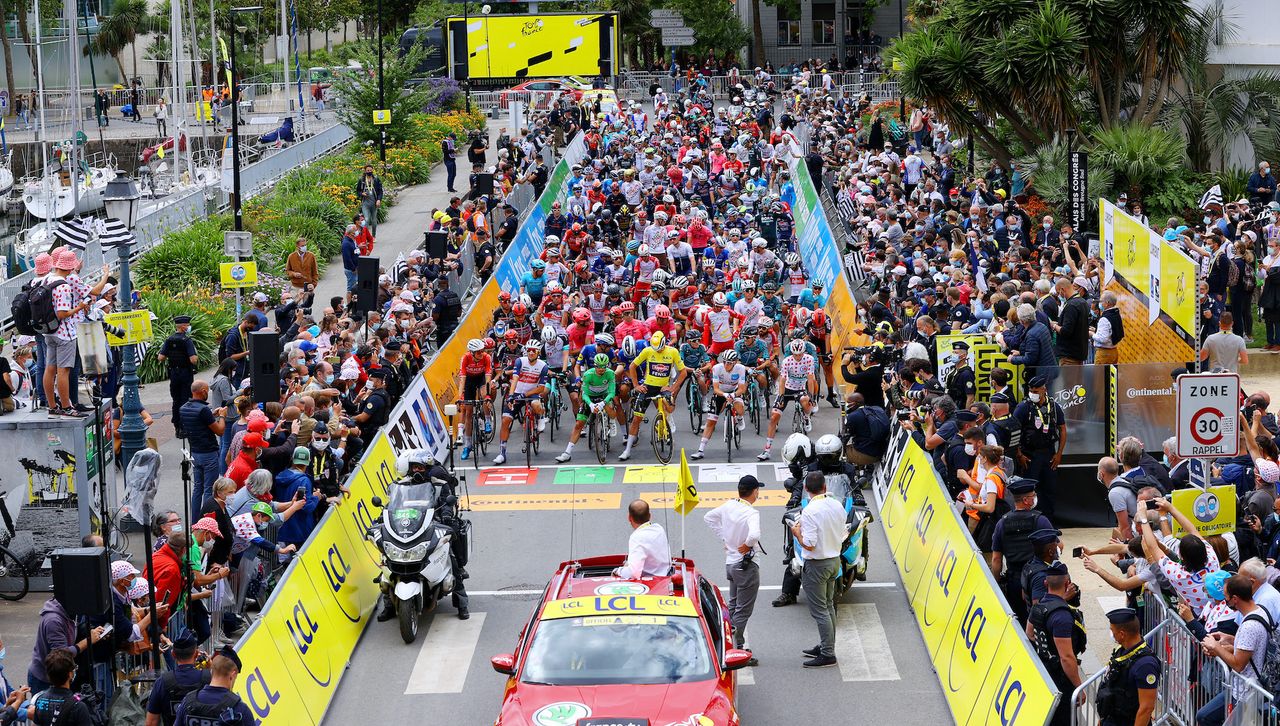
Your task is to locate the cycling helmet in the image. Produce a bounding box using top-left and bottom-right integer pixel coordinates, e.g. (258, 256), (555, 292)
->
(519, 293), (533, 307)
(498, 291), (512, 302)
(467, 339), (485, 353)
(574, 260), (589, 274)
(685, 327), (701, 340)
(546, 282), (564, 295)
(737, 258), (750, 269)
(512, 302), (528, 316)
(742, 280), (756, 291)
(653, 269), (670, 284)
(742, 326), (758, 337)
(503, 330), (518, 342)
(546, 247), (562, 258)
(524, 340), (543, 352)
(484, 337), (496, 350)
(593, 353), (611, 368)
(650, 331), (666, 349)
(720, 350), (739, 364)
(666, 229), (680, 240)
(627, 240), (641, 252)
(654, 211), (669, 222)
(814, 434), (842, 468)
(622, 335), (638, 357)
(672, 276), (690, 289)
(762, 282), (779, 292)
(812, 310), (828, 327)
(651, 281), (668, 292)
(606, 284), (623, 298)
(790, 327), (808, 340)
(730, 279), (744, 295)
(600, 209), (613, 220)
(785, 253), (801, 267)
(752, 237), (768, 248)
(531, 259), (547, 270)
(492, 320), (508, 337)
(595, 332), (615, 347)
(712, 292), (728, 306)
(619, 301), (636, 314)
(545, 235), (561, 246)
(572, 307), (592, 324)
(789, 339), (807, 355)
(792, 307), (811, 323)
(541, 325), (557, 344)
(655, 305), (672, 319)
(782, 433), (814, 465)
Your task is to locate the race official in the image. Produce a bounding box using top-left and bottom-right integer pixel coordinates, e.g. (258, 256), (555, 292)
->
(990, 478), (1053, 623)
(1027, 561), (1085, 726)
(157, 315), (197, 437)
(1098, 608), (1160, 726)
(614, 499), (671, 579)
(790, 472), (846, 668)
(703, 476), (763, 662)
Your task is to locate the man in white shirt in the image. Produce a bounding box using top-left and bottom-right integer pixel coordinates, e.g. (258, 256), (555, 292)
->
(1201, 312), (1248, 372)
(614, 500), (672, 579)
(703, 476), (763, 660)
(789, 472), (847, 668)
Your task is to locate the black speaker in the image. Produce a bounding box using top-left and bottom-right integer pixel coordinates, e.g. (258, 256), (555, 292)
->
(426, 230), (448, 261)
(353, 256), (381, 314)
(51, 547), (111, 616)
(471, 172), (493, 200)
(249, 330), (280, 404)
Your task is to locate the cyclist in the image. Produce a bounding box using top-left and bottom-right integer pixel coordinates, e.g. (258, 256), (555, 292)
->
(456, 338), (493, 461)
(796, 280), (827, 311)
(492, 291), (515, 327)
(691, 350), (749, 460)
(759, 339), (818, 460)
(613, 334), (647, 424)
(734, 325), (773, 393)
(493, 340), (548, 465)
(621, 331), (687, 461)
(784, 253), (808, 304)
(555, 353), (618, 462)
(760, 282), (785, 327)
(613, 301), (650, 342)
(703, 292), (741, 356)
(678, 326), (713, 403)
(807, 308), (838, 406)
(520, 260), (548, 306)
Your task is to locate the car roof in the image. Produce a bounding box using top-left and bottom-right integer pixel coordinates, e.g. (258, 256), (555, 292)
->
(543, 555), (704, 607)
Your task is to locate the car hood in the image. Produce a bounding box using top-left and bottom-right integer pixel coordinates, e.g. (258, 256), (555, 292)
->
(501, 680), (731, 725)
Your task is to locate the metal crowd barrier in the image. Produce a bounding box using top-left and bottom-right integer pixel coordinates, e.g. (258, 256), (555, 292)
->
(1226, 674), (1280, 725)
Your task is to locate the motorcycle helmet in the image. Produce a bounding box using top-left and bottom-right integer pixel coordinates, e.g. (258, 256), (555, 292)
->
(814, 434), (843, 468)
(467, 339), (485, 353)
(397, 449), (437, 480)
(782, 433), (813, 465)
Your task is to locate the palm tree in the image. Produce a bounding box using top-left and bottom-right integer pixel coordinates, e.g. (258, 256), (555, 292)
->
(90, 0), (150, 81)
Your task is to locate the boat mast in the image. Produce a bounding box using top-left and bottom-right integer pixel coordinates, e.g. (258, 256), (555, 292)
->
(33, 0), (52, 233)
(170, 0), (182, 185)
(64, 0), (81, 212)
(187, 0), (209, 177)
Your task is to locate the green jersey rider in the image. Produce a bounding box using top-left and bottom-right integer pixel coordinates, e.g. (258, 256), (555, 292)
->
(556, 354), (617, 462)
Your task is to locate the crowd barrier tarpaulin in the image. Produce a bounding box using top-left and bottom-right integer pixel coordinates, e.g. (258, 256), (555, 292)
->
(421, 134), (589, 407)
(789, 151), (869, 352)
(1100, 199), (1198, 363)
(871, 428), (1060, 726)
(1111, 362), (1178, 454)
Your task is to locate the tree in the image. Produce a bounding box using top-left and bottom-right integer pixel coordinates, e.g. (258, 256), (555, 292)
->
(89, 0), (150, 80)
(330, 42), (438, 146)
(0, 0), (16, 102)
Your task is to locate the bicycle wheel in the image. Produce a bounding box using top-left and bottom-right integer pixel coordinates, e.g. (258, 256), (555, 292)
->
(524, 413), (534, 469)
(470, 413), (484, 469)
(725, 414), (734, 463)
(652, 410), (674, 464)
(590, 415), (607, 465)
(793, 405), (803, 434)
(480, 400), (496, 445)
(686, 385), (704, 432)
(548, 386), (561, 442)
(0, 546), (29, 601)
(751, 386), (763, 435)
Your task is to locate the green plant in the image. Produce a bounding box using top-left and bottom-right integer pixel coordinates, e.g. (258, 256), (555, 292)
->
(136, 288), (236, 384)
(133, 218), (229, 292)
(1216, 166), (1252, 205)
(1142, 172), (1205, 224)
(1090, 124), (1187, 200)
(330, 43), (442, 146)
(1015, 137), (1116, 218)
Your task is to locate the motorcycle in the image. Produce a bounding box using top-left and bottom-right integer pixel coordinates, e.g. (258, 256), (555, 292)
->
(369, 477), (467, 644)
(782, 481), (873, 597)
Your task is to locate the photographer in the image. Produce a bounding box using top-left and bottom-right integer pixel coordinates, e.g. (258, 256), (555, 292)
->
(842, 392), (889, 466)
(839, 347), (886, 409)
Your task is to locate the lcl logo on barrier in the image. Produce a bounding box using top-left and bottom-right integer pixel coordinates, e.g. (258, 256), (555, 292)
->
(286, 599), (332, 687)
(320, 542), (361, 623)
(959, 596), (985, 663)
(993, 667), (1026, 725)
(243, 667), (282, 724)
(934, 544), (957, 598)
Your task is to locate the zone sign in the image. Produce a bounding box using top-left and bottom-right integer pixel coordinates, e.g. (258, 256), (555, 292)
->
(1175, 372), (1240, 458)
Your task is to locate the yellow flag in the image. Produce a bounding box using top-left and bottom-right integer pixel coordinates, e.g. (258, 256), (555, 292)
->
(673, 449), (699, 516)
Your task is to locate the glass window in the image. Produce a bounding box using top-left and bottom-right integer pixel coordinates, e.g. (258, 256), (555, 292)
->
(812, 4), (835, 45)
(521, 616), (714, 686)
(778, 20), (801, 46)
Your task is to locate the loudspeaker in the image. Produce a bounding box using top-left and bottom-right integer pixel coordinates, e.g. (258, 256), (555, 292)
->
(471, 172), (493, 200)
(353, 256), (381, 315)
(249, 330), (280, 405)
(51, 547), (111, 616)
(426, 230), (448, 261)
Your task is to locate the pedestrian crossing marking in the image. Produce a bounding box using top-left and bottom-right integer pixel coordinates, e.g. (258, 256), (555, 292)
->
(460, 493), (623, 511)
(696, 463), (759, 483)
(552, 466), (616, 485)
(623, 465), (679, 483)
(638, 490), (791, 508)
(835, 603), (901, 682)
(404, 612), (487, 694)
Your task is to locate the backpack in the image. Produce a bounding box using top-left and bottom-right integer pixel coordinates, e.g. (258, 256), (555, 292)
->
(1243, 609), (1280, 700)
(217, 329), (236, 364)
(10, 280), (39, 335)
(26, 278), (68, 335)
(1113, 471), (1169, 497)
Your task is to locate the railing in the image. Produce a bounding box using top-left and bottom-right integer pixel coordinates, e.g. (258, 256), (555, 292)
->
(616, 70), (898, 101)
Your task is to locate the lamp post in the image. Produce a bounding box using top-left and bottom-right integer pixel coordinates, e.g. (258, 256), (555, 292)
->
(228, 6), (263, 233)
(897, 0), (906, 121)
(377, 0), (385, 163)
(103, 173), (143, 470)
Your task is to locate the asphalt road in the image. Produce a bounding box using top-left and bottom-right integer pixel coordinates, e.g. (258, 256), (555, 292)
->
(324, 398), (951, 725)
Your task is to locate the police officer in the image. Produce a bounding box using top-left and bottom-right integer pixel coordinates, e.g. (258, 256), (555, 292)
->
(1027, 561), (1086, 726)
(1020, 528), (1080, 621)
(1096, 608), (1160, 726)
(1013, 375), (1067, 518)
(990, 478), (1054, 622)
(940, 410), (980, 496)
(173, 646), (254, 726)
(943, 340), (976, 409)
(378, 341), (409, 402)
(158, 315), (197, 437)
(146, 632), (210, 726)
(354, 368), (392, 432)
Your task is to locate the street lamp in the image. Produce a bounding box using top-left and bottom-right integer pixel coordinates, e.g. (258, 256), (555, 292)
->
(377, 0), (385, 163)
(103, 171), (144, 472)
(228, 5), (263, 233)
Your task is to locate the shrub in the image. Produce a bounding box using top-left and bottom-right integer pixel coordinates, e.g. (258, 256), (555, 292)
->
(136, 288), (236, 384)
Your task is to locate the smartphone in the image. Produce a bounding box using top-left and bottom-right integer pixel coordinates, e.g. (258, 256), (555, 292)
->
(1072, 546), (1084, 559)
(99, 623), (114, 637)
(1145, 500), (1160, 511)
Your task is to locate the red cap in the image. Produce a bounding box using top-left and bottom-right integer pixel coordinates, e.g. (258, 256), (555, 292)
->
(242, 432), (268, 448)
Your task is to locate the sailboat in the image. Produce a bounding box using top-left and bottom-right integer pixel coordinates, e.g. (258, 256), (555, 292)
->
(20, 154), (113, 218)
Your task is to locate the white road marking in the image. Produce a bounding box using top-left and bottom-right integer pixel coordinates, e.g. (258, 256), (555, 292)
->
(404, 612), (487, 695)
(1097, 595), (1127, 614)
(466, 583), (898, 597)
(835, 603), (901, 682)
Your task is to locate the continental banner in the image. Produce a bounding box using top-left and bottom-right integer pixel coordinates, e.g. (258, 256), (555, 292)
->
(789, 157), (869, 352)
(872, 428), (1059, 726)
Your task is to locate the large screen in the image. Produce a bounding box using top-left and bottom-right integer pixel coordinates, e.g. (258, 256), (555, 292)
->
(447, 13), (619, 79)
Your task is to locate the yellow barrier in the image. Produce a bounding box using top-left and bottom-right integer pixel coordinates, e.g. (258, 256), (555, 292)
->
(874, 430), (1059, 726)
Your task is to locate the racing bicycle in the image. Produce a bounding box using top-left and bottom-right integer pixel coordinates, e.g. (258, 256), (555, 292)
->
(651, 392), (675, 464)
(792, 394), (813, 434)
(460, 398), (494, 469)
(745, 374), (765, 436)
(585, 403), (611, 465)
(685, 373), (705, 432)
(723, 398), (743, 463)
(510, 396), (540, 469)
(0, 499), (28, 601)
(546, 371), (566, 442)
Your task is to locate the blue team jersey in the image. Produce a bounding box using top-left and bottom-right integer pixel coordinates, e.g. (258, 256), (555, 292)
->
(734, 339), (770, 367)
(617, 340), (648, 368)
(522, 272), (547, 297)
(575, 343), (616, 372)
(797, 288), (828, 310)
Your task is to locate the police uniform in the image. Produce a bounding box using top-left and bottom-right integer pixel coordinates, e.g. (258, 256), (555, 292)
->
(173, 646), (254, 726)
(378, 341), (408, 401)
(160, 315), (198, 437)
(990, 478), (1053, 623)
(1097, 609), (1161, 726)
(360, 369), (392, 431)
(940, 410), (979, 496)
(1013, 376), (1066, 517)
(988, 388), (1020, 451)
(1020, 528), (1080, 619)
(943, 341), (976, 409)
(146, 633), (211, 726)
(1028, 561), (1086, 726)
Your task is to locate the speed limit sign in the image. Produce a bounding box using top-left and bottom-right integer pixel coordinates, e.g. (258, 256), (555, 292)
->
(1176, 372), (1240, 458)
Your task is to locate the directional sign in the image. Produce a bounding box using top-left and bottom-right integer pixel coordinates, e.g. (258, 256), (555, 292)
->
(651, 16), (687, 28)
(661, 29), (696, 46)
(649, 9), (682, 19)
(1175, 372), (1240, 458)
(662, 26), (695, 37)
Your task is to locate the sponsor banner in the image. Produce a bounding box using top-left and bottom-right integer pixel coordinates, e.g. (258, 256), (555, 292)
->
(1049, 364), (1109, 462)
(1104, 199), (1152, 299)
(445, 13), (619, 80)
(875, 428), (1058, 726)
(1171, 484), (1237, 537)
(934, 333), (1024, 403)
(1160, 241), (1198, 340)
(1113, 362), (1178, 453)
(421, 280), (500, 411)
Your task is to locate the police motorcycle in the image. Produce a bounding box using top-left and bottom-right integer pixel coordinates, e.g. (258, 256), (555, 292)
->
(780, 434), (873, 596)
(369, 450), (469, 644)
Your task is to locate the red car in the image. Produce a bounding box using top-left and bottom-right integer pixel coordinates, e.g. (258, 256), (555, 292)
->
(490, 555), (751, 726)
(497, 79), (584, 110)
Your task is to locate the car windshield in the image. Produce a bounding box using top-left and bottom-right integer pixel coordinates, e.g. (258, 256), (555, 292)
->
(521, 615), (713, 686)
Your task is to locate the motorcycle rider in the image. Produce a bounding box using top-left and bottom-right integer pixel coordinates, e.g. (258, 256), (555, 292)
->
(376, 450), (471, 622)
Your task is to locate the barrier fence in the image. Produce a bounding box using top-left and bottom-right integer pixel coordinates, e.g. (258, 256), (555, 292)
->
(617, 70), (900, 102)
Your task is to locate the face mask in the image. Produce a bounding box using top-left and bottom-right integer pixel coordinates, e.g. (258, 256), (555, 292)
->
(299, 246), (308, 254)
(1031, 496), (1039, 509)
(1028, 392), (1042, 403)
(256, 521), (268, 533)
(324, 374), (335, 385)
(964, 444), (976, 456)
(312, 438), (329, 450)
(1204, 216), (1212, 225)
(0, 646), (6, 661)
(200, 539), (214, 553)
(1043, 222), (1052, 230)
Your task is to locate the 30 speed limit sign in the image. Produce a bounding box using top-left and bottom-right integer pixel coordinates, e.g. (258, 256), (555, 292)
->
(1176, 372), (1240, 458)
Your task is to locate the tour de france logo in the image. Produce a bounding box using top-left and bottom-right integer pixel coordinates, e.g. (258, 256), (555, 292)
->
(1124, 233), (1137, 266)
(1174, 270), (1188, 307)
(1193, 491), (1221, 524)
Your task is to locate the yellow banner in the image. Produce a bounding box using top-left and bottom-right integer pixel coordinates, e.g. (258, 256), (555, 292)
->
(450, 13), (617, 79)
(1170, 485), (1237, 537)
(103, 310), (153, 346)
(421, 279), (499, 409)
(220, 260), (258, 288)
(877, 433), (1059, 726)
(674, 449), (699, 515)
(1110, 203), (1151, 298)
(1160, 241), (1198, 339)
(541, 595), (699, 620)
